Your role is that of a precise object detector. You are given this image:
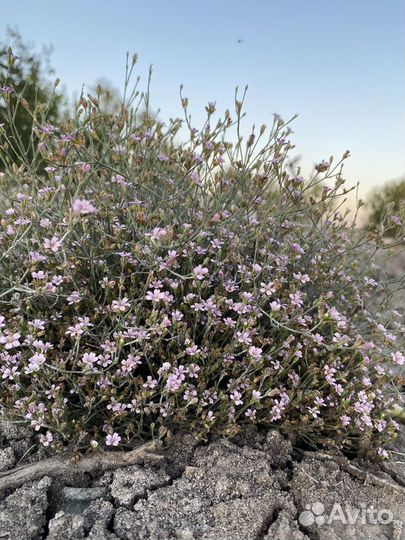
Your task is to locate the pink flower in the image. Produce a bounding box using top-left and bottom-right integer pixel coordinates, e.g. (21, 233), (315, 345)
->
(67, 291), (82, 305)
(120, 354), (142, 373)
(291, 242), (305, 254)
(206, 411), (216, 422)
(165, 372), (184, 392)
(293, 272), (310, 284)
(248, 346), (263, 361)
(236, 331), (252, 345)
(171, 310), (184, 322)
(270, 300), (281, 312)
(39, 431), (53, 447)
(0, 331), (21, 349)
(188, 363), (200, 378)
(190, 171), (201, 185)
(28, 319), (46, 331)
(30, 251), (47, 262)
(245, 408), (256, 420)
(146, 289), (166, 302)
(378, 448), (389, 459)
(72, 199), (97, 215)
(340, 415), (351, 427)
(149, 227), (168, 242)
(111, 174), (128, 186)
(260, 282), (275, 296)
(186, 345), (200, 356)
(43, 236), (62, 253)
(143, 376), (158, 389)
(106, 433), (121, 446)
(390, 215), (402, 225)
(80, 163), (92, 173)
(312, 333), (324, 344)
(111, 298), (131, 312)
(82, 352), (99, 368)
(25, 352), (46, 373)
(391, 351), (405, 365)
(230, 389), (243, 405)
(193, 265), (209, 281)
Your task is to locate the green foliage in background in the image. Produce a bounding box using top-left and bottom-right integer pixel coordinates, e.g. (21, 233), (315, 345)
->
(367, 178), (405, 237)
(0, 29), (65, 170)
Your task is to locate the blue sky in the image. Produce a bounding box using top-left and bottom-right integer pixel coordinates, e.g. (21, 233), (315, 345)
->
(1, 0), (404, 200)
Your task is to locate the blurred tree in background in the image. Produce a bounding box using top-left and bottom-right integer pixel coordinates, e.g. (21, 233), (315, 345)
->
(367, 177), (405, 237)
(0, 28), (65, 170)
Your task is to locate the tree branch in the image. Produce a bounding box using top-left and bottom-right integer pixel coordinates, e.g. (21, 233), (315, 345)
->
(0, 440), (164, 491)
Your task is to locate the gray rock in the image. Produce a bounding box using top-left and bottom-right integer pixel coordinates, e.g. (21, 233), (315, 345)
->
(9, 438), (46, 465)
(113, 439), (295, 540)
(52, 499), (118, 539)
(266, 429), (293, 467)
(264, 511), (309, 539)
(0, 476), (51, 540)
(0, 448), (15, 472)
(82, 498), (115, 531)
(163, 434), (199, 478)
(109, 465), (171, 507)
(7, 438), (35, 464)
(47, 511), (85, 540)
(1, 431), (405, 539)
(291, 456), (405, 540)
(61, 486), (107, 514)
(0, 421), (32, 441)
(87, 523), (120, 539)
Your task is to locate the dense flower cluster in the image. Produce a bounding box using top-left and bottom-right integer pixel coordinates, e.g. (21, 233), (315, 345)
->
(0, 64), (404, 457)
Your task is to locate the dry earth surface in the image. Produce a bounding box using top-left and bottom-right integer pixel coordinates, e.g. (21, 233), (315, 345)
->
(0, 423), (405, 540)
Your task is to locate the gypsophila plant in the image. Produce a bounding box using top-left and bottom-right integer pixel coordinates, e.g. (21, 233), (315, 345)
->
(0, 53), (404, 458)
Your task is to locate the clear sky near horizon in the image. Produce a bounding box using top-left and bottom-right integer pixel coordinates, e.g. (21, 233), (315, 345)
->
(1, 0), (404, 202)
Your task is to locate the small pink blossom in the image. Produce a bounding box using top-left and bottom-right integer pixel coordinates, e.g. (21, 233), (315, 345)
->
(43, 236), (62, 253)
(82, 352), (99, 368)
(185, 345), (200, 356)
(28, 319), (46, 331)
(0, 332), (21, 350)
(106, 433), (121, 446)
(248, 346), (263, 361)
(193, 265), (209, 281)
(146, 289), (164, 302)
(73, 199), (97, 215)
(230, 389), (243, 405)
(391, 351), (405, 365)
(67, 291), (82, 305)
(25, 352), (46, 373)
(39, 431), (53, 447)
(111, 297), (131, 312)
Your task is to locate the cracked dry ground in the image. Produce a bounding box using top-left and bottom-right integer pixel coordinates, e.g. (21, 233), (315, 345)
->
(1, 426), (405, 540)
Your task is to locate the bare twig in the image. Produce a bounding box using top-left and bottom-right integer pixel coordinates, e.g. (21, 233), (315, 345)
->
(304, 451), (405, 495)
(0, 440), (164, 491)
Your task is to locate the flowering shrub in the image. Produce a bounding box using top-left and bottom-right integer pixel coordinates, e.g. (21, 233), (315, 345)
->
(0, 55), (404, 457)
